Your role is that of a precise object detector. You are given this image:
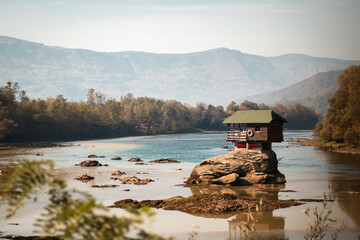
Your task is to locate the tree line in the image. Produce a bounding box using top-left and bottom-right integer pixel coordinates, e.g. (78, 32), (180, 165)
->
(0, 82), (320, 142)
(314, 65), (360, 146)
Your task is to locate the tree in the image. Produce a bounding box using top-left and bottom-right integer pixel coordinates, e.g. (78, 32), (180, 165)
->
(226, 101), (238, 115)
(316, 66), (360, 146)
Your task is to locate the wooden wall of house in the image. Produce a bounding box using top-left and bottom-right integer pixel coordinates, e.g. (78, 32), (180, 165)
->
(268, 121), (284, 142)
(246, 123), (268, 142)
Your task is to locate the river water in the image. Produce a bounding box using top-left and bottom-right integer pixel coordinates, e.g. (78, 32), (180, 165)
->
(0, 131), (359, 239)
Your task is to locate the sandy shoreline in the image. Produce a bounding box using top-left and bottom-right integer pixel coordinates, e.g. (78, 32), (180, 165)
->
(290, 138), (360, 155)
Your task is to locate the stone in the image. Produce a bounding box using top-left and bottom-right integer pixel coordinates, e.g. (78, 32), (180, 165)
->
(111, 157), (122, 160)
(214, 173), (239, 184)
(117, 176), (154, 185)
(88, 154), (105, 158)
(110, 194), (301, 215)
(92, 184), (118, 188)
(149, 158), (180, 163)
(128, 157), (143, 162)
(185, 149), (286, 186)
(111, 170), (126, 176)
(74, 174), (95, 182)
(76, 160), (102, 167)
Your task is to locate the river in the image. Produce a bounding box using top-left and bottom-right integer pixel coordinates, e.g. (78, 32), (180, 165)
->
(0, 130), (359, 239)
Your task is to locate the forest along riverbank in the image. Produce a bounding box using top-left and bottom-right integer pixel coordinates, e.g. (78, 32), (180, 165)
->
(0, 131), (360, 240)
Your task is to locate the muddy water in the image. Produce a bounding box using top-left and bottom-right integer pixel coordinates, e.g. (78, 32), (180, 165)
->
(0, 131), (359, 239)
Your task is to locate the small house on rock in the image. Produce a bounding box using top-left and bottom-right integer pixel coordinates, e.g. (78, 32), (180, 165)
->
(223, 110), (287, 151)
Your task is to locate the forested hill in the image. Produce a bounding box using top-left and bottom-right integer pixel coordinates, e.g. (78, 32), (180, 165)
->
(0, 82), (320, 142)
(249, 70), (343, 115)
(1, 36), (359, 106)
(315, 66), (360, 147)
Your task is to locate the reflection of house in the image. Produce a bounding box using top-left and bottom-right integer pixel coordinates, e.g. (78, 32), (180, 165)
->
(228, 211), (285, 239)
(223, 110), (287, 150)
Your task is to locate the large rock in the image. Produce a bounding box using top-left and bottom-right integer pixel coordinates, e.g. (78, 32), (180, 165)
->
(186, 149), (286, 186)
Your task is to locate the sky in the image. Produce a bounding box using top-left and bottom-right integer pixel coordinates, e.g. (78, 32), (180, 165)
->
(0, 0), (359, 60)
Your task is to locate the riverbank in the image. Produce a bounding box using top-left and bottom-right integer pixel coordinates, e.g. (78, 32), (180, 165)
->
(1, 131), (359, 239)
(290, 138), (360, 155)
(0, 142), (74, 151)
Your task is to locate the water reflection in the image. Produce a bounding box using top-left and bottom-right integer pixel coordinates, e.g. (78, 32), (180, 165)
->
(189, 184), (287, 238)
(228, 211), (286, 240)
(189, 184), (284, 201)
(316, 149), (360, 227)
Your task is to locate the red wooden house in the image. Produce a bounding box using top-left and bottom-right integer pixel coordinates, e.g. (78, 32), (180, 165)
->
(223, 110), (287, 150)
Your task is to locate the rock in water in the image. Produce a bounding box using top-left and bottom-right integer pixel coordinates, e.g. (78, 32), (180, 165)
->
(76, 160), (103, 167)
(186, 149), (285, 186)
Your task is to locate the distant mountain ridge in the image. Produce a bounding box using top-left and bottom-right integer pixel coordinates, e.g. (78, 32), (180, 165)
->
(0, 36), (359, 106)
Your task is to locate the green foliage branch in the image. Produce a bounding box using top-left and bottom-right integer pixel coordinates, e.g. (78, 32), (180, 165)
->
(0, 159), (170, 240)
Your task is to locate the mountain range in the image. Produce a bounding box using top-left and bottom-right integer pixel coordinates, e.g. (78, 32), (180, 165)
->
(1, 36), (359, 106)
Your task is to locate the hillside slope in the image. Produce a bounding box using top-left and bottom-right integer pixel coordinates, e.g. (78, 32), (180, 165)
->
(248, 70), (343, 115)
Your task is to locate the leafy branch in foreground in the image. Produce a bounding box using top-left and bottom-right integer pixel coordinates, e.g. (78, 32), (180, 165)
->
(0, 159), (171, 240)
(303, 190), (346, 240)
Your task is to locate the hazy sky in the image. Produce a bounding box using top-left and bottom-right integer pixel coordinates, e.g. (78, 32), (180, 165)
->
(0, 0), (359, 60)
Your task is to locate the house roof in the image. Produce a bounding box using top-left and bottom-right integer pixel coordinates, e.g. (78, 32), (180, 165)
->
(223, 110), (287, 124)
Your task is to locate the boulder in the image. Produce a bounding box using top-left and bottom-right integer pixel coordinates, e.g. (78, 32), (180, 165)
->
(111, 170), (126, 176)
(74, 174), (95, 181)
(111, 157), (122, 160)
(76, 160), (102, 167)
(117, 176), (154, 185)
(186, 149), (285, 186)
(149, 158), (180, 163)
(128, 157), (143, 162)
(88, 154), (105, 158)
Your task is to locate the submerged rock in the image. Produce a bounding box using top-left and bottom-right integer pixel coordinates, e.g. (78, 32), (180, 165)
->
(110, 194), (300, 214)
(111, 157), (122, 160)
(74, 174), (95, 182)
(111, 170), (126, 176)
(88, 154), (105, 158)
(116, 176), (154, 185)
(128, 157), (143, 162)
(76, 160), (103, 167)
(149, 158), (180, 163)
(92, 184), (118, 188)
(186, 149), (286, 186)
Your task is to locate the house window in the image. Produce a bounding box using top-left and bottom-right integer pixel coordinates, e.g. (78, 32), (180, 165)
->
(255, 125), (260, 132)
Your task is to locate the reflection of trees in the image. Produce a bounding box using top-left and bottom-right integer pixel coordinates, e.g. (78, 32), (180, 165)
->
(330, 176), (360, 226)
(320, 149), (360, 227)
(228, 211), (286, 240)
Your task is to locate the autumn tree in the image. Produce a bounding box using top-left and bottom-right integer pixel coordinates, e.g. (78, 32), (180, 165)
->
(316, 65), (360, 145)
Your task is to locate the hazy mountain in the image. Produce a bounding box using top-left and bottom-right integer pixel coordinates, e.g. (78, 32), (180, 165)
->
(248, 70), (343, 115)
(1, 36), (359, 106)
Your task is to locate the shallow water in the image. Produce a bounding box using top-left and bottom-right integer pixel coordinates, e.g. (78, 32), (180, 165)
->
(0, 131), (360, 239)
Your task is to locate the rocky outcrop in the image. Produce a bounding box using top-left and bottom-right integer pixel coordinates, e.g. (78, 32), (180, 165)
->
(186, 149), (286, 186)
(149, 158), (180, 163)
(76, 160), (103, 167)
(110, 194), (300, 214)
(111, 170), (126, 176)
(88, 154), (105, 158)
(114, 176), (154, 185)
(128, 157), (143, 162)
(74, 174), (95, 182)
